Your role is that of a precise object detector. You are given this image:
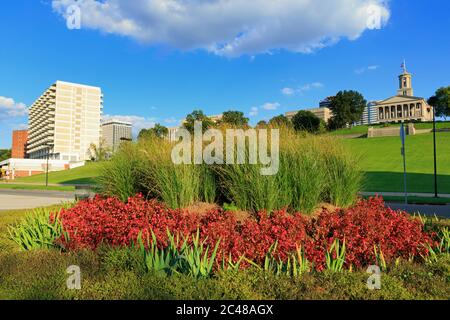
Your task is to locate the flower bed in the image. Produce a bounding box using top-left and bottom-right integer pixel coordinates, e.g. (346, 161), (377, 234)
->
(57, 195), (434, 270)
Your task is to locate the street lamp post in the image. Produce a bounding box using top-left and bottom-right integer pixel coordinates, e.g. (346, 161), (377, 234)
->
(432, 107), (438, 198)
(45, 144), (54, 187)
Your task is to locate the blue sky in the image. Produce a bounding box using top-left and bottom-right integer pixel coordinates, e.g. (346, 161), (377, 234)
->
(1, 0), (449, 148)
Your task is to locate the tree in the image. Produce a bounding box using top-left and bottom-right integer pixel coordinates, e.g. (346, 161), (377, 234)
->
(220, 110), (249, 126)
(138, 123), (169, 140)
(0, 149), (11, 162)
(328, 90), (367, 130)
(428, 86), (450, 119)
(88, 138), (111, 162)
(291, 110), (321, 133)
(256, 120), (268, 128)
(183, 110), (214, 133)
(268, 114), (292, 127)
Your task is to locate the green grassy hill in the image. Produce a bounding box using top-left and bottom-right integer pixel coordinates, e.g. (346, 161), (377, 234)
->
(13, 162), (102, 185)
(344, 132), (450, 193)
(331, 121), (450, 136)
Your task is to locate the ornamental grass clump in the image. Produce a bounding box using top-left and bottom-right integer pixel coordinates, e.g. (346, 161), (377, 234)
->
(97, 142), (145, 202)
(98, 126), (362, 213)
(138, 137), (216, 208)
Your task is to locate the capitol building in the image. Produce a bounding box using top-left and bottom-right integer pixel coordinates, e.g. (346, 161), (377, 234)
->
(369, 63), (433, 124)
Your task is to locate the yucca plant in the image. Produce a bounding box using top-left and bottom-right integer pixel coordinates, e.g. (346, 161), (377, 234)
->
(179, 230), (221, 278)
(138, 230), (182, 276)
(139, 229), (221, 278)
(373, 244), (387, 271)
(438, 227), (450, 254)
(221, 253), (245, 273)
(8, 208), (65, 251)
(420, 242), (440, 264)
(291, 245), (311, 276)
(325, 239), (346, 272)
(421, 227), (450, 264)
(246, 242), (310, 277)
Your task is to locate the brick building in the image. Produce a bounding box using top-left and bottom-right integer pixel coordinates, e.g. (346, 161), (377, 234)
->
(12, 130), (28, 159)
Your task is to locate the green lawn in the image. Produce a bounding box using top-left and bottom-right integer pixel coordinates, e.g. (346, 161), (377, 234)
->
(13, 162), (103, 185)
(344, 132), (450, 193)
(332, 121), (450, 136)
(0, 184), (74, 191)
(362, 195), (450, 205)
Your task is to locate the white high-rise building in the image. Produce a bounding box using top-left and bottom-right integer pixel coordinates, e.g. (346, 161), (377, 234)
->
(101, 120), (132, 152)
(27, 81), (103, 161)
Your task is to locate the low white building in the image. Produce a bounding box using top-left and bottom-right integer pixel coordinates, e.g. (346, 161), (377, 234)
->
(0, 158), (85, 180)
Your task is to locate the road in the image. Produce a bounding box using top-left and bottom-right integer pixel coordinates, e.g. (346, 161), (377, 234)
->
(385, 202), (450, 218)
(0, 189), (75, 210)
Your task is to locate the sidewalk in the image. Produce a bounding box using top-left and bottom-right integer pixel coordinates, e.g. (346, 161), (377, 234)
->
(0, 189), (75, 211)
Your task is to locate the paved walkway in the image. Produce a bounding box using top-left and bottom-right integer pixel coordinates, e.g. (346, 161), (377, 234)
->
(0, 189), (75, 211)
(385, 202), (450, 218)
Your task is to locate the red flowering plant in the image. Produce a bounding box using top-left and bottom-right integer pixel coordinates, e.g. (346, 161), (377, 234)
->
(57, 195), (435, 271)
(305, 197), (435, 270)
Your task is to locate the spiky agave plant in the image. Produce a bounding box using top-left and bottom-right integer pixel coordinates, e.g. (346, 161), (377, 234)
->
(325, 239), (346, 272)
(8, 207), (65, 251)
(373, 244), (387, 271)
(138, 230), (182, 276)
(179, 230), (221, 278)
(245, 242), (310, 277)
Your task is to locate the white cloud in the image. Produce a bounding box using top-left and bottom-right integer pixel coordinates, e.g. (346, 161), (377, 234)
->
(299, 82), (324, 93)
(248, 106), (259, 117)
(163, 117), (180, 125)
(261, 102), (280, 111)
(102, 114), (156, 137)
(0, 96), (28, 119)
(248, 102), (280, 117)
(281, 87), (295, 96)
(355, 65), (380, 74)
(52, 0), (390, 57)
(281, 82), (324, 96)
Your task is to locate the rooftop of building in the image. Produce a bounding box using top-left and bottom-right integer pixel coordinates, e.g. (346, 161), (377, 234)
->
(101, 119), (133, 126)
(55, 80), (102, 90)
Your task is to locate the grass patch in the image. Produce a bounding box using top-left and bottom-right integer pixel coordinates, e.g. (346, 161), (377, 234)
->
(344, 132), (450, 193)
(0, 248), (448, 300)
(13, 162), (102, 185)
(0, 206), (449, 300)
(331, 121), (450, 136)
(0, 184), (74, 192)
(363, 195), (450, 205)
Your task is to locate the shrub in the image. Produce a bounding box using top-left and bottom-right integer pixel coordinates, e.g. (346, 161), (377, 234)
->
(305, 197), (435, 270)
(7, 208), (65, 251)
